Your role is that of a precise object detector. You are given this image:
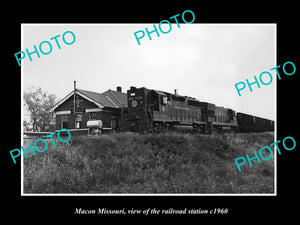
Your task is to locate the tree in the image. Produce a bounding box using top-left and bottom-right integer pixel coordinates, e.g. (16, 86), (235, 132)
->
(24, 87), (57, 132)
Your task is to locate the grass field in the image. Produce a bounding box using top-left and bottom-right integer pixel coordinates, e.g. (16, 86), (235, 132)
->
(23, 132), (275, 194)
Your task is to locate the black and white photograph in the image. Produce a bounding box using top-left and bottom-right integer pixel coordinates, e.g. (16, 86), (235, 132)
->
(21, 23), (276, 195)
(4, 5), (298, 221)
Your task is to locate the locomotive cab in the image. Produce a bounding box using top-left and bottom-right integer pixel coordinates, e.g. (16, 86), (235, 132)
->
(149, 90), (169, 112)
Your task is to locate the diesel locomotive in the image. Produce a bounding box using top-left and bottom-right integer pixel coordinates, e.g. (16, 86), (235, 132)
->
(119, 86), (270, 133)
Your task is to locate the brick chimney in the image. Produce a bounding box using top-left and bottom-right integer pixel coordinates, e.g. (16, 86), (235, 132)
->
(174, 89), (178, 95)
(116, 86), (122, 92)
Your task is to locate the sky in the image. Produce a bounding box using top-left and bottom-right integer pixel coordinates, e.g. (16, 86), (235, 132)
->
(22, 24), (276, 120)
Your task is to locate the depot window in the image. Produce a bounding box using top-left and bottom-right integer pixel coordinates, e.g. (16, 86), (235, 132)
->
(162, 96), (168, 105)
(75, 114), (82, 128)
(61, 115), (69, 129)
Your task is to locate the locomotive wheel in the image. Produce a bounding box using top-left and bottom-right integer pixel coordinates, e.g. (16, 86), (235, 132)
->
(192, 124), (201, 133)
(160, 122), (166, 132)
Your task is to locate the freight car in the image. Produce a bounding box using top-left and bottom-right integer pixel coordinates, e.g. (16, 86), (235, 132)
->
(236, 112), (274, 133)
(120, 86), (239, 133)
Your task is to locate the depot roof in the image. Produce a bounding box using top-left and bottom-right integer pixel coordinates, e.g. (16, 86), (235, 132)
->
(50, 88), (128, 112)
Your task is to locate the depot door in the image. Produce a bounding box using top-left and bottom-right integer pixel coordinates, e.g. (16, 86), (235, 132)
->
(111, 118), (117, 130)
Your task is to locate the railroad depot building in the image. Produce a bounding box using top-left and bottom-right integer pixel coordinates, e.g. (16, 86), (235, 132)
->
(50, 85), (127, 133)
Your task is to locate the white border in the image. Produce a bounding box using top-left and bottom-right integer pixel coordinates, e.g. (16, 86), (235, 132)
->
(274, 24), (277, 196)
(21, 25), (24, 195)
(21, 23), (277, 196)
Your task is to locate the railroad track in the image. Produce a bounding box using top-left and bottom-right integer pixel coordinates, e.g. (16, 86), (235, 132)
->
(23, 129), (89, 139)
(23, 131), (53, 139)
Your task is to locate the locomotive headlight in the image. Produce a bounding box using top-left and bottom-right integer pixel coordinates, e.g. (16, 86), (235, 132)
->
(131, 100), (138, 107)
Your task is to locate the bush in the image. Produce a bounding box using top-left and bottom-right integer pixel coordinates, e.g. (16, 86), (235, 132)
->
(24, 132), (274, 194)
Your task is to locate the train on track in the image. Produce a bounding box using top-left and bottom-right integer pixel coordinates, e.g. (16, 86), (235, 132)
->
(46, 85), (274, 136)
(119, 86), (274, 134)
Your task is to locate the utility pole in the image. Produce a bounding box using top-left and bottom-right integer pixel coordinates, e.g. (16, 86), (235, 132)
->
(74, 81), (76, 129)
